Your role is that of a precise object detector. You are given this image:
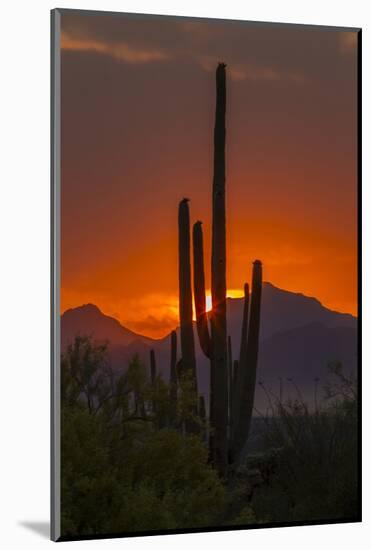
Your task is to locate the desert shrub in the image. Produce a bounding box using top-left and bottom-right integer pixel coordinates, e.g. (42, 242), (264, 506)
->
(250, 365), (358, 523)
(61, 336), (225, 537)
(60, 338), (359, 534)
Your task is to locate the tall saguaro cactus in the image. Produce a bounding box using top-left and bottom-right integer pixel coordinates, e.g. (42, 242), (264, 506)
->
(210, 62), (228, 475)
(185, 63), (262, 473)
(178, 198), (197, 392)
(232, 260), (263, 462)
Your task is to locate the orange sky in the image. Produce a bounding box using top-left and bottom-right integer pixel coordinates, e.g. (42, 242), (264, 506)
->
(60, 12), (358, 338)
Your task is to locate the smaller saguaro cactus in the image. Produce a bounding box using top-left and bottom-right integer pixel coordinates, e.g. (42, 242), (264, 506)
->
(199, 395), (206, 421)
(232, 260), (263, 463)
(149, 349), (157, 418)
(169, 330), (178, 424)
(169, 330), (177, 389)
(150, 349), (157, 386)
(231, 358), (239, 435)
(239, 283), (250, 368)
(233, 360), (239, 381)
(231, 282), (249, 444)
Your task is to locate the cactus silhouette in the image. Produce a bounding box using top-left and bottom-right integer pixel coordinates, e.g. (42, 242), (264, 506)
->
(190, 64), (263, 472)
(239, 283), (250, 369)
(150, 348), (156, 386)
(227, 334), (233, 433)
(178, 198), (198, 434)
(199, 395), (206, 420)
(172, 63), (264, 469)
(233, 360), (239, 390)
(190, 63), (229, 474)
(149, 348), (157, 417)
(231, 282), (249, 449)
(210, 62), (228, 476)
(232, 260), (263, 462)
(193, 221), (211, 358)
(169, 330), (178, 424)
(178, 198), (197, 391)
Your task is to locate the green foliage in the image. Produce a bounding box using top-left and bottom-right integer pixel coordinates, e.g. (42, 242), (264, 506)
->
(227, 505), (256, 526)
(61, 337), (358, 535)
(61, 336), (225, 537)
(61, 335), (114, 414)
(61, 406), (117, 535)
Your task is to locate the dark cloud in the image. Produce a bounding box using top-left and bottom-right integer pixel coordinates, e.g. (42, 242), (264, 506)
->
(61, 12), (357, 84)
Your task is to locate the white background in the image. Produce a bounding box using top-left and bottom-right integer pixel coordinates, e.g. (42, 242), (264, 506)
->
(0, 0), (369, 547)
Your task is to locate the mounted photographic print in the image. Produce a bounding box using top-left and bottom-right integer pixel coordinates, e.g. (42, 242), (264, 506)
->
(51, 8), (361, 542)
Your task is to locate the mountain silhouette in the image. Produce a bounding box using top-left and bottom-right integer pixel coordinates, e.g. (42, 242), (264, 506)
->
(61, 303), (153, 350)
(61, 283), (357, 411)
(228, 282), (355, 347)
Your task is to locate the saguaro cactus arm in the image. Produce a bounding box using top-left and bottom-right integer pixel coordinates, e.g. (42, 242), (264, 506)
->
(178, 198), (197, 390)
(239, 283), (250, 367)
(193, 221), (211, 358)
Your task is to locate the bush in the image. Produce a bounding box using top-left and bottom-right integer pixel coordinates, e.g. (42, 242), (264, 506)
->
(250, 365), (358, 523)
(61, 336), (225, 537)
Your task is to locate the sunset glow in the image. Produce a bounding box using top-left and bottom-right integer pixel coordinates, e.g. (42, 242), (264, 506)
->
(205, 294), (212, 314)
(60, 13), (357, 339)
(191, 289), (245, 321)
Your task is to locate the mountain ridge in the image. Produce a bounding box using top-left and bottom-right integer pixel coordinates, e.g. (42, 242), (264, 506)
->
(61, 281), (356, 349)
(61, 302), (154, 350)
(61, 283), (357, 411)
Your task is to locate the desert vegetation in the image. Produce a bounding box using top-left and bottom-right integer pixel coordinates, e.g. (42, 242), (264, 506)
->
(60, 336), (358, 536)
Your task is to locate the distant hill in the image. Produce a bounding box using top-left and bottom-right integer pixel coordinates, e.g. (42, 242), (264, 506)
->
(61, 283), (357, 411)
(228, 282), (355, 347)
(61, 303), (153, 350)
